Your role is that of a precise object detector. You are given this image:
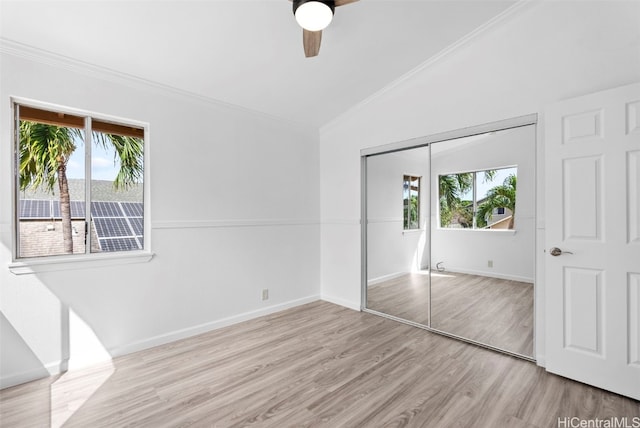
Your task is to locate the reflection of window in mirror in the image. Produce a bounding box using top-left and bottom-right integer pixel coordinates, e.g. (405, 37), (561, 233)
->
(439, 166), (517, 230)
(402, 174), (421, 230)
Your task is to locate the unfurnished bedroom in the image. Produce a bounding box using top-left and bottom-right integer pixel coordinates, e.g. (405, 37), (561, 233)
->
(0, 0), (638, 426)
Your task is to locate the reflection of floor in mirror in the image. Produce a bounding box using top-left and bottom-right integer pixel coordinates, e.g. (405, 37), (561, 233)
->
(367, 271), (533, 357)
(367, 272), (431, 325)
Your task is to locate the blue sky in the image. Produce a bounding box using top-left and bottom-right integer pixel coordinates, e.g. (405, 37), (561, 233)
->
(66, 142), (119, 181)
(460, 166), (517, 200)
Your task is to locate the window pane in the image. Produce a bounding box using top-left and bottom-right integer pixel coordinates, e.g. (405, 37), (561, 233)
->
(438, 172), (473, 229)
(17, 120), (87, 257)
(90, 131), (144, 253)
(476, 167), (517, 230)
(15, 103), (146, 259)
(403, 175), (420, 230)
(439, 167), (517, 230)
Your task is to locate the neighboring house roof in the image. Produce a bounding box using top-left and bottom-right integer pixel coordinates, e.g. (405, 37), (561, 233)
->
(18, 179), (144, 254)
(20, 179), (143, 202)
(484, 207), (512, 226)
(486, 215), (513, 230)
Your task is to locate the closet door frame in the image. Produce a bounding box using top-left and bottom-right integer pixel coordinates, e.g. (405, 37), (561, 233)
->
(360, 113), (537, 362)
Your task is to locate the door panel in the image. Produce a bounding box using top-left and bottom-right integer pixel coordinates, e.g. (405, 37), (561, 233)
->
(545, 82), (640, 400)
(628, 101), (640, 134)
(630, 273), (640, 367)
(562, 110), (602, 143)
(563, 267), (603, 356)
(629, 151), (640, 244)
(562, 156), (602, 241)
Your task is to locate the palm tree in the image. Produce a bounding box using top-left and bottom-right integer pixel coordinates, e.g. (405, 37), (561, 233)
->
(19, 121), (144, 254)
(439, 173), (472, 227)
(439, 170), (497, 228)
(476, 174), (517, 229)
(405, 194), (419, 228)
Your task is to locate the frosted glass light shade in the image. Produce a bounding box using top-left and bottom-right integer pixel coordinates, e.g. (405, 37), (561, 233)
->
(295, 1), (334, 31)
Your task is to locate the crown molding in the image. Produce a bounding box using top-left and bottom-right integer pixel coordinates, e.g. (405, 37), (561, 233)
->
(0, 38), (316, 133)
(319, 0), (537, 135)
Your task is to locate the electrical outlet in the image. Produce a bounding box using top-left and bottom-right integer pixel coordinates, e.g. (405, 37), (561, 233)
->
(262, 289), (269, 301)
(487, 260), (493, 268)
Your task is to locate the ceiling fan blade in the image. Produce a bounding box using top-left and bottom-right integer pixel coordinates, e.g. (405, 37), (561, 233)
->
(288, 0), (358, 3)
(303, 29), (322, 57)
(335, 0), (359, 6)
(288, 0), (358, 4)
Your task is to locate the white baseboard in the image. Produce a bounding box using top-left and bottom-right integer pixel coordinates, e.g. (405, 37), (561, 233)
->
(0, 359), (68, 390)
(320, 294), (361, 311)
(436, 267), (533, 284)
(367, 271), (407, 286)
(108, 294), (321, 358)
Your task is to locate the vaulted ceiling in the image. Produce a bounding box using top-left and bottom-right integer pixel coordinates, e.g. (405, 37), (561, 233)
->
(0, 0), (517, 127)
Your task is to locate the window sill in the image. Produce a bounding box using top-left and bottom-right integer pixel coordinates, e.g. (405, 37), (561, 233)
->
(9, 251), (154, 275)
(402, 228), (426, 235)
(437, 228), (517, 235)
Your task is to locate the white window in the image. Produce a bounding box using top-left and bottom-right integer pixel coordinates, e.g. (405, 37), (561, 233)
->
(438, 166), (517, 230)
(402, 174), (421, 230)
(13, 101), (148, 261)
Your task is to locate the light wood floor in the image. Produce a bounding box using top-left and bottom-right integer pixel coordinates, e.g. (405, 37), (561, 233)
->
(367, 272), (534, 356)
(1, 301), (637, 427)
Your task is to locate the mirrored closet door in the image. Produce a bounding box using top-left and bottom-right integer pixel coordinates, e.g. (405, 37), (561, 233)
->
(363, 119), (536, 359)
(365, 145), (431, 325)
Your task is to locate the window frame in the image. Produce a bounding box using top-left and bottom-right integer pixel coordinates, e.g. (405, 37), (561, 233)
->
(402, 174), (421, 230)
(438, 165), (517, 231)
(9, 97), (152, 274)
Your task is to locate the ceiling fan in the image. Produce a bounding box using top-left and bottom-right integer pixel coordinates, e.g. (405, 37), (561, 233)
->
(290, 0), (359, 58)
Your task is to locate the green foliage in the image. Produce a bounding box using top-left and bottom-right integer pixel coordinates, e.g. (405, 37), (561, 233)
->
(476, 174), (517, 229)
(404, 195), (419, 229)
(455, 200), (474, 228)
(94, 132), (144, 190)
(19, 123), (144, 193)
(438, 172), (473, 228)
(481, 169), (496, 183)
(438, 170), (501, 228)
(19, 121), (80, 193)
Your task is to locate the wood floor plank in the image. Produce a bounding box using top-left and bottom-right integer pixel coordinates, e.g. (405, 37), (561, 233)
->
(0, 301), (637, 427)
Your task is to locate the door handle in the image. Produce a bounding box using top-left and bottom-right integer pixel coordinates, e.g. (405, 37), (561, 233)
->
(550, 247), (573, 256)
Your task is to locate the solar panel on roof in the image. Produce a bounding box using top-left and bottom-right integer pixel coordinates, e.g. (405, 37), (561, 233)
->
(52, 201), (85, 218)
(121, 202), (143, 217)
(98, 237), (141, 252)
(91, 201), (124, 217)
(129, 217), (144, 236)
(20, 198), (144, 253)
(20, 200), (51, 218)
(93, 217), (133, 237)
(90, 201), (143, 252)
(71, 201), (85, 218)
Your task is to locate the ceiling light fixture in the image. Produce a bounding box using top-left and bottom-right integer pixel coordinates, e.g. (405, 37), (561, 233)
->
(293, 0), (335, 32)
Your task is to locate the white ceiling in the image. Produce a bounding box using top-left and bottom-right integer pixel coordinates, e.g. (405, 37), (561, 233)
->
(0, 0), (517, 128)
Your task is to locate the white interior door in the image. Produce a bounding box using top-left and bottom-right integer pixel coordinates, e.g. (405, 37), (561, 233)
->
(545, 82), (640, 400)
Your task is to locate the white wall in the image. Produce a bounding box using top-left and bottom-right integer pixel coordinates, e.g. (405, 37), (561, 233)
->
(0, 51), (321, 387)
(430, 125), (535, 282)
(366, 148), (430, 281)
(319, 0), (640, 361)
